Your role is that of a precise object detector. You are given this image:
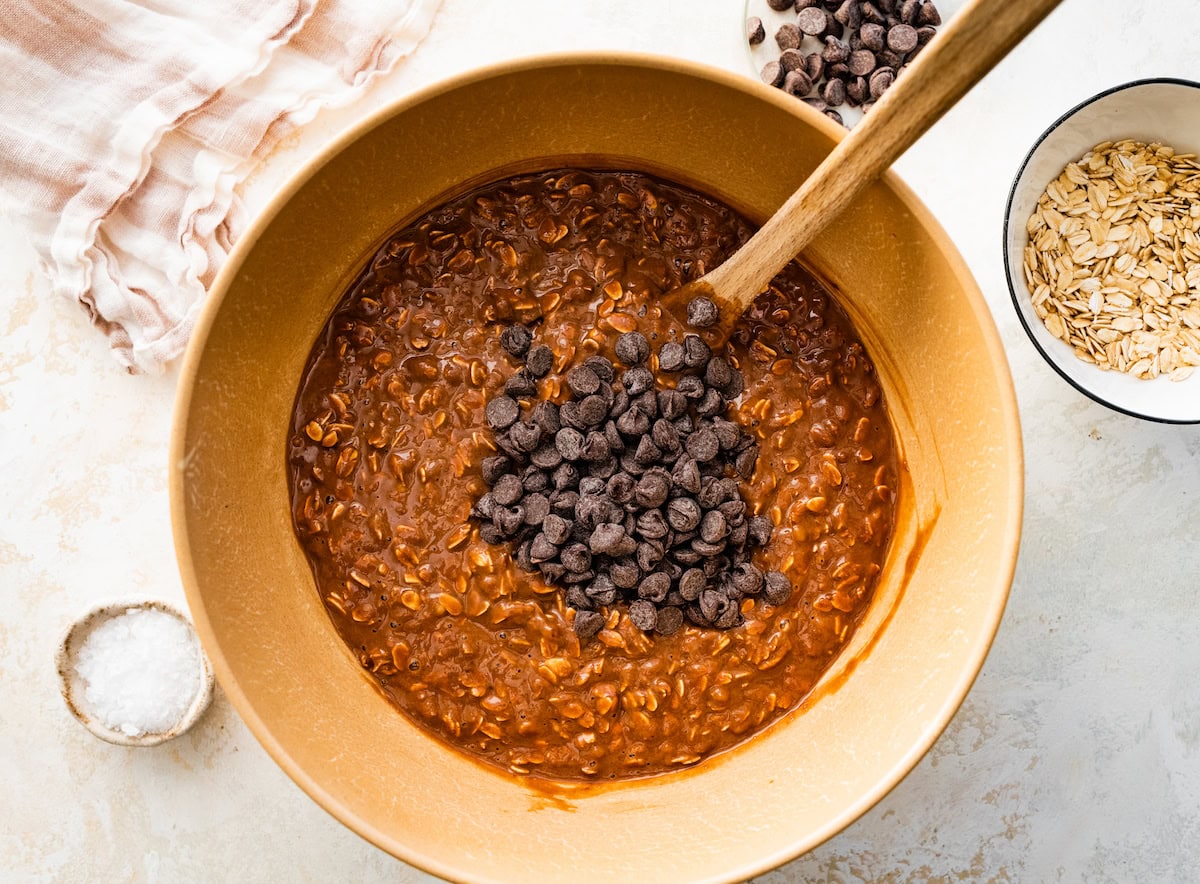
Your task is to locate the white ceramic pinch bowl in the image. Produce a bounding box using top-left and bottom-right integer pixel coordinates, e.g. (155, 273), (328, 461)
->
(1004, 78), (1200, 424)
(56, 599), (215, 747)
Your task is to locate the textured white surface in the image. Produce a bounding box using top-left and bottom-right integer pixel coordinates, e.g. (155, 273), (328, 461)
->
(2, 0), (1199, 880)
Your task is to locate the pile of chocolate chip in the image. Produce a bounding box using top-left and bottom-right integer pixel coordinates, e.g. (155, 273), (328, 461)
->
(749, 0), (941, 127)
(471, 298), (792, 639)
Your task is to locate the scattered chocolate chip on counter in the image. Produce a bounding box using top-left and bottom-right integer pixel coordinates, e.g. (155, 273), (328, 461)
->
(471, 299), (790, 638)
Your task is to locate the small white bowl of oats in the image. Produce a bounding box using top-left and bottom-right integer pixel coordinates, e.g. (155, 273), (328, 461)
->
(1004, 78), (1200, 423)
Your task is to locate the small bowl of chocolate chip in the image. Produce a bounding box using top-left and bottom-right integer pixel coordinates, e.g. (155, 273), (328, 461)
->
(745, 0), (956, 128)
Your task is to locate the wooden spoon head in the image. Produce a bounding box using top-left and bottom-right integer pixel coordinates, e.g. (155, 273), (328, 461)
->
(658, 277), (740, 346)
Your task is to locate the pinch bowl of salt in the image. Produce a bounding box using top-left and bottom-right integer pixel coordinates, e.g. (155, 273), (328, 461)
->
(56, 600), (214, 747)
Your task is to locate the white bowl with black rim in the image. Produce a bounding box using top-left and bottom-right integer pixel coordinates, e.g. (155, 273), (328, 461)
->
(1003, 77), (1200, 424)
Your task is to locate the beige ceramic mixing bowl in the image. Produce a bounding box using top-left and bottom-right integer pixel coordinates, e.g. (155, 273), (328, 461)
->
(171, 53), (1022, 882)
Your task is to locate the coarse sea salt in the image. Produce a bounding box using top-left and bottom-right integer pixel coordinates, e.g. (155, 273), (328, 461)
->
(73, 607), (201, 737)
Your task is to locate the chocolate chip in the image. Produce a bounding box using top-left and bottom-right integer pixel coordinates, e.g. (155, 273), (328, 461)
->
(695, 388), (724, 418)
(551, 462), (578, 491)
(578, 395), (608, 425)
(917, 0), (940, 27)
(655, 388), (685, 421)
(561, 543), (592, 573)
(636, 541), (663, 574)
(500, 325), (532, 359)
(730, 521), (749, 548)
(635, 470), (671, 508)
(887, 23), (917, 52)
(847, 48), (877, 76)
(735, 445), (759, 479)
(616, 406), (650, 437)
(637, 572), (671, 604)
(510, 420), (542, 453)
(629, 599), (659, 632)
(822, 36), (850, 64)
(822, 77), (847, 107)
(658, 341), (685, 372)
(491, 474), (523, 507)
(784, 69), (814, 97)
(587, 574), (618, 606)
(715, 602), (742, 629)
(543, 513), (572, 545)
(655, 605), (683, 635)
(666, 497), (702, 532)
(747, 15), (765, 45)
(565, 586), (591, 609)
(550, 490), (578, 518)
(529, 533), (558, 562)
(797, 5), (827, 34)
(485, 395), (519, 430)
(525, 345), (554, 378)
(573, 609), (604, 638)
(580, 431), (611, 462)
(676, 374), (705, 400)
(780, 48), (806, 72)
(583, 355), (616, 383)
(589, 522), (629, 555)
(479, 523), (504, 545)
(711, 419), (740, 451)
(522, 465), (549, 491)
(775, 22), (802, 51)
(566, 365), (600, 396)
(704, 357), (733, 389)
(505, 370), (538, 399)
(620, 365), (652, 396)
(650, 418), (681, 454)
(576, 493), (608, 528)
(578, 476), (604, 496)
(699, 589), (722, 622)
(472, 493), (497, 520)
(732, 563), (764, 596)
(613, 332), (649, 366)
(531, 442), (562, 469)
(718, 498), (746, 523)
(700, 510), (728, 543)
(635, 508), (668, 540)
(610, 558), (641, 589)
(859, 21), (885, 51)
(494, 505), (524, 537)
(480, 455), (511, 485)
(805, 52), (825, 83)
(748, 510), (777, 544)
(869, 66), (895, 99)
(764, 571), (793, 606)
(686, 297), (719, 329)
(677, 568), (705, 601)
(847, 76), (868, 106)
(686, 429), (719, 463)
(760, 60), (785, 88)
(633, 435), (661, 465)
(671, 456), (701, 494)
(802, 96), (828, 113)
(556, 427), (584, 461)
(559, 400), (584, 429)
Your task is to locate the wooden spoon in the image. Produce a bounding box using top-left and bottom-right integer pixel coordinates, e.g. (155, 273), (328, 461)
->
(665, 0), (1064, 343)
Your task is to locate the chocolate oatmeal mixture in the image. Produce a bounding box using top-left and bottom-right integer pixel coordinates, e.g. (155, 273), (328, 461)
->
(288, 169), (898, 780)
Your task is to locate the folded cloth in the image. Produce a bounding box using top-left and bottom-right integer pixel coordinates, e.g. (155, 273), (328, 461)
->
(0, 0), (440, 373)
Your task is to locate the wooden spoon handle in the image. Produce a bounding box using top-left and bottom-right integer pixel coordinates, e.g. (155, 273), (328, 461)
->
(705, 0), (1064, 317)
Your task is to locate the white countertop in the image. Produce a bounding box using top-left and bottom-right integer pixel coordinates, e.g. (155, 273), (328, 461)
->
(3, 0), (1199, 879)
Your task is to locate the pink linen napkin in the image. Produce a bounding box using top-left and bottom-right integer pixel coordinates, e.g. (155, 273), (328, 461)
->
(0, 0), (441, 373)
